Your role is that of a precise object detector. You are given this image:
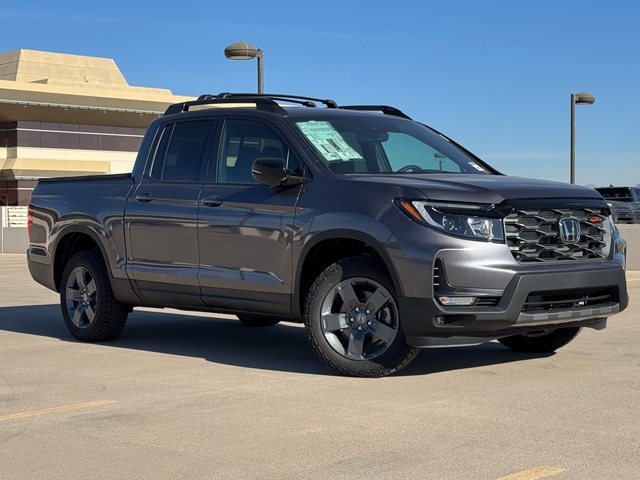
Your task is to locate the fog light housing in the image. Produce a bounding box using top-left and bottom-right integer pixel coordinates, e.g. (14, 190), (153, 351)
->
(437, 296), (476, 306)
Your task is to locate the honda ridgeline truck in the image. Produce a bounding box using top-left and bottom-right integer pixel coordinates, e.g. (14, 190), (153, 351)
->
(27, 93), (628, 377)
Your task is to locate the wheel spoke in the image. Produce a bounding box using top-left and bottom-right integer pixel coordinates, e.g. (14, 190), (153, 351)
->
(66, 286), (80, 302)
(364, 287), (390, 315)
(71, 304), (86, 327)
(337, 282), (360, 309)
(86, 278), (97, 296)
(322, 313), (349, 332)
(369, 319), (396, 343)
(75, 268), (87, 290)
(84, 303), (96, 322)
(346, 329), (366, 359)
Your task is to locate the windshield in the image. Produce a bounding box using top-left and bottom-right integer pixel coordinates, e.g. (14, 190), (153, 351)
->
(291, 114), (493, 175)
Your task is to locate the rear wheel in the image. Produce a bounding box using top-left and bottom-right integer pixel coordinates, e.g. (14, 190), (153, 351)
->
(304, 257), (418, 377)
(60, 250), (129, 342)
(497, 327), (581, 353)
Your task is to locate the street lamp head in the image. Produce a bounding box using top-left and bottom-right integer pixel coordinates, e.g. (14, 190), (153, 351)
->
(573, 92), (595, 105)
(223, 41), (264, 94)
(224, 42), (260, 60)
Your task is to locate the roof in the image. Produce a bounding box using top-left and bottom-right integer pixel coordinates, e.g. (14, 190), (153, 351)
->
(0, 49), (130, 86)
(0, 49), (193, 127)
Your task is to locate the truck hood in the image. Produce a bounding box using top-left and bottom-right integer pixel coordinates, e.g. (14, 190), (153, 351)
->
(349, 174), (604, 205)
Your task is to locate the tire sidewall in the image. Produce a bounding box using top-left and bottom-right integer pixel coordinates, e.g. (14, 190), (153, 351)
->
(60, 251), (127, 342)
(305, 257), (417, 377)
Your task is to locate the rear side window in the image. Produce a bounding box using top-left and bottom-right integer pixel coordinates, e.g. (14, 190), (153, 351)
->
(149, 120), (213, 182)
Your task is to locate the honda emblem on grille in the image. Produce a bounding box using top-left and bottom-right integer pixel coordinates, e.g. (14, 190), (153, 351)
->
(559, 217), (581, 243)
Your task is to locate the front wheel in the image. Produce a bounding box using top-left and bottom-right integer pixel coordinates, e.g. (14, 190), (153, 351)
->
(497, 327), (581, 353)
(60, 250), (129, 342)
(304, 257), (418, 377)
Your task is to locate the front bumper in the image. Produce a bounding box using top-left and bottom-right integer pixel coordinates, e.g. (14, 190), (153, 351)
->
(398, 265), (627, 347)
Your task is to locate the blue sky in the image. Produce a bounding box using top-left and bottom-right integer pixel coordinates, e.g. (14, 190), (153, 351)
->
(2, 0), (639, 187)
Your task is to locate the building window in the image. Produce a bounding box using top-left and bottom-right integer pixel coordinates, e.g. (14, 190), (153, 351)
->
(4, 121), (145, 152)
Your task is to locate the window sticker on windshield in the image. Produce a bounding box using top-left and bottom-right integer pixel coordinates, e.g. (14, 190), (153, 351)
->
(297, 121), (363, 161)
(468, 162), (486, 172)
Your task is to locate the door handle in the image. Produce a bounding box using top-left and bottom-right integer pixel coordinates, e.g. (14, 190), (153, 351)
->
(135, 193), (154, 202)
(201, 196), (223, 207)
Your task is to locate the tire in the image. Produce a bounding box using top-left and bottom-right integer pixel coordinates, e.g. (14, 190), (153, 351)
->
(304, 257), (419, 377)
(60, 250), (129, 342)
(237, 314), (281, 327)
(497, 327), (581, 353)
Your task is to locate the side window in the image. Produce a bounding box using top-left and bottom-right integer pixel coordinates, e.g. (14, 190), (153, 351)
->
(149, 120), (213, 182)
(217, 119), (301, 183)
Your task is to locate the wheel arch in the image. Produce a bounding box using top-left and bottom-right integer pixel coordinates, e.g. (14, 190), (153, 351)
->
(292, 229), (402, 318)
(51, 227), (112, 293)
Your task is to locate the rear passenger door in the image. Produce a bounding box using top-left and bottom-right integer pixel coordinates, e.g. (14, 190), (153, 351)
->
(197, 118), (305, 315)
(125, 119), (214, 307)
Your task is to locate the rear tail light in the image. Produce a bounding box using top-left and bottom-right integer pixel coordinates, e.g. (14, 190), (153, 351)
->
(27, 200), (34, 239)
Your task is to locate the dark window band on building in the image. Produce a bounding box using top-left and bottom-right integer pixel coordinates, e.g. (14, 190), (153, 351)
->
(1, 122), (146, 152)
(0, 180), (37, 206)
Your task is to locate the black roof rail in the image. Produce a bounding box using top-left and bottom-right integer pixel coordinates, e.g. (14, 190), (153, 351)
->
(163, 93), (409, 119)
(163, 92), (341, 116)
(164, 92), (338, 115)
(214, 93), (339, 108)
(164, 95), (288, 116)
(338, 105), (412, 120)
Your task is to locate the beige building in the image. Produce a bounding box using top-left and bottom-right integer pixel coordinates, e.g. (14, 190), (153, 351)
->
(0, 49), (193, 205)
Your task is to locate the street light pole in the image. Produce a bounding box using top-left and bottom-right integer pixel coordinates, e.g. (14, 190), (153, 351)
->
(570, 92), (595, 184)
(224, 42), (264, 94)
(256, 49), (264, 94)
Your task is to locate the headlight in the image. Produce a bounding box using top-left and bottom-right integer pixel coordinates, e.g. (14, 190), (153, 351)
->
(395, 199), (504, 241)
(600, 214), (614, 258)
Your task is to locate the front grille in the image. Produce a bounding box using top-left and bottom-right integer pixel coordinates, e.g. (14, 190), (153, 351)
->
(505, 207), (610, 263)
(522, 288), (614, 313)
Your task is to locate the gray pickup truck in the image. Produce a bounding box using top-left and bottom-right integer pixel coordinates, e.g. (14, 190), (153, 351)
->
(27, 93), (628, 377)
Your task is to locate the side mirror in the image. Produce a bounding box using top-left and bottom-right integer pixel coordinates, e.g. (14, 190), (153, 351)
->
(251, 158), (309, 187)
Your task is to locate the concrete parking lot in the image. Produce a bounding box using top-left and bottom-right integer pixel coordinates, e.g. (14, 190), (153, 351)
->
(0, 254), (638, 480)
